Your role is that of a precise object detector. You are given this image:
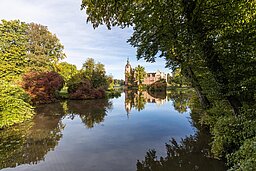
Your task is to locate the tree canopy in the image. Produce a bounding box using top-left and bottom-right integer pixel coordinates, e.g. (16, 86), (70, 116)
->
(81, 0), (256, 114)
(0, 20), (28, 81)
(57, 62), (78, 82)
(134, 65), (146, 85)
(81, 1), (256, 169)
(26, 23), (66, 72)
(81, 58), (108, 88)
(0, 20), (66, 82)
(0, 19), (66, 128)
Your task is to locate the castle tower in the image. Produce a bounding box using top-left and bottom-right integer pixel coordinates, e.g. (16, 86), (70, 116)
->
(125, 58), (132, 86)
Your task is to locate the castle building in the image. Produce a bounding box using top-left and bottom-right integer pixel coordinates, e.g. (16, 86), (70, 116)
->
(125, 59), (133, 86)
(125, 59), (167, 86)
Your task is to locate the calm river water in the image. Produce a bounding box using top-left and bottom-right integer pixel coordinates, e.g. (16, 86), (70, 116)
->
(0, 90), (226, 171)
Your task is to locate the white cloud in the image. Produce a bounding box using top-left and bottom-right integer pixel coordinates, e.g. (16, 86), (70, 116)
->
(0, 0), (170, 79)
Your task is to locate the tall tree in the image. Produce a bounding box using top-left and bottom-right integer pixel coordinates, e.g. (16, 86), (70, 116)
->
(0, 20), (28, 81)
(0, 20), (66, 81)
(26, 23), (66, 72)
(82, 58), (95, 79)
(92, 62), (108, 88)
(81, 0), (256, 114)
(56, 62), (78, 82)
(81, 58), (109, 88)
(134, 65), (146, 85)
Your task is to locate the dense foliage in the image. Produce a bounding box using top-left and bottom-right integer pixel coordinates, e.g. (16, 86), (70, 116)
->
(0, 81), (34, 129)
(81, 0), (256, 169)
(67, 58), (109, 100)
(167, 68), (190, 87)
(0, 20), (112, 126)
(0, 20), (66, 80)
(113, 79), (124, 86)
(81, 58), (109, 88)
(0, 19), (68, 127)
(134, 65), (146, 85)
(0, 20), (28, 81)
(21, 71), (64, 104)
(56, 62), (78, 82)
(26, 23), (66, 72)
(67, 77), (105, 100)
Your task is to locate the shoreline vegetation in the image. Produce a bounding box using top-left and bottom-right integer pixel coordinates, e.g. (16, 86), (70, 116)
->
(0, 20), (120, 129)
(1, 0), (256, 169)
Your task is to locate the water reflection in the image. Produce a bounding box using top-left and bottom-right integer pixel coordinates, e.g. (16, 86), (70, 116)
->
(0, 99), (112, 170)
(124, 89), (192, 114)
(0, 104), (64, 169)
(0, 90), (226, 171)
(66, 99), (112, 128)
(167, 88), (193, 113)
(136, 130), (227, 171)
(137, 89), (226, 170)
(125, 90), (167, 114)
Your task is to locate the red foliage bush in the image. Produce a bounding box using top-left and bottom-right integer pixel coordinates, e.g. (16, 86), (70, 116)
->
(68, 80), (105, 100)
(22, 71), (64, 104)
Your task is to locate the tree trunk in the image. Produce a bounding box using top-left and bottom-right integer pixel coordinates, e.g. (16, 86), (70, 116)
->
(203, 39), (242, 115)
(182, 0), (242, 115)
(182, 67), (211, 109)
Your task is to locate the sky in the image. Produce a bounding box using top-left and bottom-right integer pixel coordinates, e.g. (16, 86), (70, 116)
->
(0, 0), (170, 79)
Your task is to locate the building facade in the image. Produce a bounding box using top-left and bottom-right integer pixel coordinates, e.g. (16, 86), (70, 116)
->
(125, 59), (167, 86)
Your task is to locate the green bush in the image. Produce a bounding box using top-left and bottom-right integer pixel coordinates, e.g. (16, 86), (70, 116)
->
(0, 81), (34, 129)
(228, 136), (256, 171)
(189, 95), (256, 170)
(67, 72), (106, 100)
(211, 107), (256, 159)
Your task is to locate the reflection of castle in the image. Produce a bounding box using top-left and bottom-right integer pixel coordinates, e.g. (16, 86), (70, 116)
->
(125, 90), (166, 114)
(141, 91), (166, 105)
(125, 59), (167, 86)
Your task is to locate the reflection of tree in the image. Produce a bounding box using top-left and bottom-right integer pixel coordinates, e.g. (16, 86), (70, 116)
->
(35, 102), (67, 116)
(67, 99), (112, 128)
(0, 103), (64, 169)
(137, 130), (227, 171)
(134, 92), (146, 111)
(167, 89), (193, 113)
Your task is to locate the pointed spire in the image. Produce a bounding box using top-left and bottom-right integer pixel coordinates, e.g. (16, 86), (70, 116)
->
(127, 57), (129, 64)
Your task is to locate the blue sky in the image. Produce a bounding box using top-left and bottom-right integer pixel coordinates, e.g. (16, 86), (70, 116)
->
(0, 0), (170, 79)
